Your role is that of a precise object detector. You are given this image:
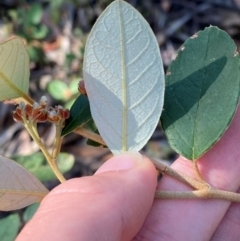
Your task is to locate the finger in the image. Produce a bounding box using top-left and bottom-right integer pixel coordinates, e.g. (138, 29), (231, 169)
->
(16, 153), (157, 241)
(211, 187), (240, 241)
(134, 106), (240, 241)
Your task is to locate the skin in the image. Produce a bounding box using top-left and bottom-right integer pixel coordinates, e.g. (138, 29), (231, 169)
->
(17, 106), (240, 241)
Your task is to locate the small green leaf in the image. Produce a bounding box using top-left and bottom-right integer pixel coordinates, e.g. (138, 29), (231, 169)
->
(28, 4), (43, 25)
(47, 80), (69, 100)
(33, 153), (75, 182)
(14, 152), (75, 182)
(69, 78), (80, 95)
(14, 152), (44, 170)
(0, 38), (29, 101)
(161, 26), (240, 160)
(27, 46), (45, 64)
(23, 203), (40, 223)
(0, 214), (20, 241)
(31, 25), (49, 40)
(62, 95), (93, 136)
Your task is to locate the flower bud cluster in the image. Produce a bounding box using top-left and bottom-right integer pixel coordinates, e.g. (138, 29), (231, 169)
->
(47, 105), (70, 125)
(12, 96), (70, 126)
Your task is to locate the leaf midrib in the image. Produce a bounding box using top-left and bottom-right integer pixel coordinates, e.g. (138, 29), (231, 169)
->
(118, 0), (127, 152)
(0, 71), (29, 102)
(192, 31), (211, 160)
(0, 189), (48, 197)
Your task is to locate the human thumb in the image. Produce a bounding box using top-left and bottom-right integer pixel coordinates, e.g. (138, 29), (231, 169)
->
(17, 152), (157, 241)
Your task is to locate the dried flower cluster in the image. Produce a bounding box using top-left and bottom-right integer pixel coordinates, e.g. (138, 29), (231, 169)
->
(12, 96), (70, 127)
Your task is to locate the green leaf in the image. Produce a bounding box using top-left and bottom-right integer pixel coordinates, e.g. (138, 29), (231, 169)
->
(64, 99), (75, 109)
(33, 153), (74, 182)
(161, 26), (240, 160)
(83, 118), (97, 132)
(69, 78), (80, 95)
(28, 4), (43, 25)
(0, 155), (48, 211)
(31, 25), (49, 40)
(14, 152), (43, 170)
(27, 45), (45, 64)
(8, 9), (18, 22)
(0, 38), (29, 101)
(86, 139), (104, 147)
(83, 0), (165, 154)
(84, 119), (106, 147)
(0, 214), (20, 241)
(47, 80), (69, 101)
(14, 152), (75, 182)
(23, 203), (40, 223)
(62, 95), (93, 136)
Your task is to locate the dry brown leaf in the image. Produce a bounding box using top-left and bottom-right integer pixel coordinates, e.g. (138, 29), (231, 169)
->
(0, 155), (49, 211)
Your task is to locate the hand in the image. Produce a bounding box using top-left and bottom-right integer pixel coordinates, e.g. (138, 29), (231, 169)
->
(16, 107), (240, 241)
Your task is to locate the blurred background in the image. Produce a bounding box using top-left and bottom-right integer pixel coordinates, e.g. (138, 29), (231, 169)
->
(0, 0), (240, 239)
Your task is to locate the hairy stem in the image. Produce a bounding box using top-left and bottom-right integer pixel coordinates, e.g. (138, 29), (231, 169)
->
(155, 189), (240, 202)
(151, 158), (207, 190)
(152, 158), (240, 202)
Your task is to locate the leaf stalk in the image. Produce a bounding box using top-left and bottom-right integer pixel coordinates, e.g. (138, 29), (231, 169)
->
(74, 127), (106, 146)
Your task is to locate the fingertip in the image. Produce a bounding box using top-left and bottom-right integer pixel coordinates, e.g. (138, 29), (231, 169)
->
(95, 151), (157, 179)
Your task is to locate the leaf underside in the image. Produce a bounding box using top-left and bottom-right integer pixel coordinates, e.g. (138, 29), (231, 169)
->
(0, 38), (29, 101)
(0, 155), (48, 211)
(83, 0), (165, 154)
(161, 26), (240, 160)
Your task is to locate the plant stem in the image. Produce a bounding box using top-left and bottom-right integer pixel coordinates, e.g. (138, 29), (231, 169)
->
(151, 158), (207, 190)
(74, 127), (106, 146)
(152, 158), (240, 202)
(46, 157), (66, 183)
(155, 189), (240, 202)
(25, 122), (66, 183)
(52, 124), (63, 160)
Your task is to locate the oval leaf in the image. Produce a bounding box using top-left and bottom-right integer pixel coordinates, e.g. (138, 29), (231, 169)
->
(47, 80), (69, 101)
(62, 95), (93, 136)
(0, 155), (48, 211)
(0, 38), (29, 101)
(32, 153), (75, 182)
(83, 0), (165, 154)
(23, 203), (40, 223)
(0, 214), (20, 241)
(28, 3), (43, 25)
(161, 27), (240, 160)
